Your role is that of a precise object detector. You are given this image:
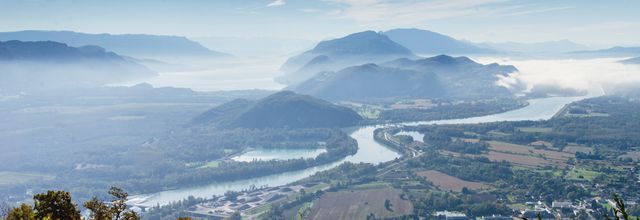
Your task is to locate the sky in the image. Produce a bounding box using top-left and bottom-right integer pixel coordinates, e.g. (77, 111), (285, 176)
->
(1, 0), (639, 48)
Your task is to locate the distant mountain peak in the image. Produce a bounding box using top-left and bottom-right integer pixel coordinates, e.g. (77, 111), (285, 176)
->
(352, 63), (380, 69)
(278, 30), (415, 84)
(382, 55), (483, 71)
(419, 54), (475, 65)
(311, 30), (413, 56)
(571, 46), (640, 57)
(383, 28), (496, 55)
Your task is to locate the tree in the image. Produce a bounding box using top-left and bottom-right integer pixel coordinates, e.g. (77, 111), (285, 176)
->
(262, 205), (284, 220)
(33, 190), (81, 220)
(177, 217), (193, 220)
(108, 187), (136, 220)
(84, 197), (112, 220)
(84, 187), (139, 220)
(521, 213), (543, 220)
(384, 199), (393, 212)
(299, 189), (306, 197)
(6, 204), (36, 220)
(226, 212), (241, 220)
(4, 187), (139, 220)
(121, 211), (140, 220)
(604, 194), (640, 220)
(224, 191), (239, 202)
(461, 187), (470, 194)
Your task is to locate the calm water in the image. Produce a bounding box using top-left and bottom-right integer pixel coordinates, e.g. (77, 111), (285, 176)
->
(231, 148), (328, 162)
(400, 95), (588, 126)
(128, 94), (595, 207)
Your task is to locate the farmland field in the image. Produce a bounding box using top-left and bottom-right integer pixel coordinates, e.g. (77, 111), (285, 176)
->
(487, 141), (573, 161)
(485, 151), (553, 167)
(563, 145), (593, 154)
(416, 170), (489, 192)
(306, 187), (413, 220)
(566, 167), (601, 181)
(517, 127), (552, 133)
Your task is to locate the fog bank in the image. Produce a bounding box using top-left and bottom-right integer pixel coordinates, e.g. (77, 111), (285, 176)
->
(114, 57), (287, 91)
(475, 57), (640, 95)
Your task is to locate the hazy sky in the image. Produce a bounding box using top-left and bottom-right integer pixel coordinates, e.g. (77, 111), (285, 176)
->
(1, 0), (639, 47)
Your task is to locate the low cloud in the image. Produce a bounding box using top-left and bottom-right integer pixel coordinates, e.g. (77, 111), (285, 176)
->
(477, 57), (640, 95)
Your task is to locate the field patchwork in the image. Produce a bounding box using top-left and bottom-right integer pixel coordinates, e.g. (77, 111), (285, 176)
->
(416, 170), (489, 192)
(563, 145), (593, 154)
(486, 141), (573, 167)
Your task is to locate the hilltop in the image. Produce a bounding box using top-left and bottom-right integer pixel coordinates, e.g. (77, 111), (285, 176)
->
(193, 91), (362, 129)
(383, 28), (496, 55)
(277, 31), (415, 84)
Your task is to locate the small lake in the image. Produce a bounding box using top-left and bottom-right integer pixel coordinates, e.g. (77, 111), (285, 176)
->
(231, 148), (327, 162)
(128, 93), (598, 207)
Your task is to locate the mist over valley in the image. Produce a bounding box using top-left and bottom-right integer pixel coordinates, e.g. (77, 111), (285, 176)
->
(1, 1), (640, 220)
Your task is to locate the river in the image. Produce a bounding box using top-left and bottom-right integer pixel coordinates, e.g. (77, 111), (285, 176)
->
(127, 94), (594, 207)
(231, 148), (328, 162)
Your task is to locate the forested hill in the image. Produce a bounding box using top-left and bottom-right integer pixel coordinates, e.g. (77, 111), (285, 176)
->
(288, 55), (519, 101)
(192, 91), (363, 129)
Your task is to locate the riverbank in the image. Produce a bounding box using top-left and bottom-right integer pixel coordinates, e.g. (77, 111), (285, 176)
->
(128, 93), (596, 208)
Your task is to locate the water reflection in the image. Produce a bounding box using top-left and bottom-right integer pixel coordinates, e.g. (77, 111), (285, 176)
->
(231, 148), (327, 162)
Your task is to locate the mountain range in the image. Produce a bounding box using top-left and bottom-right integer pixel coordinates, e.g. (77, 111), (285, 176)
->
(383, 28), (496, 55)
(192, 91), (362, 129)
(0, 40), (155, 91)
(277, 31), (415, 84)
(288, 55), (518, 101)
(0, 30), (229, 59)
(276, 29), (529, 85)
(0, 40), (123, 61)
(572, 46), (640, 57)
